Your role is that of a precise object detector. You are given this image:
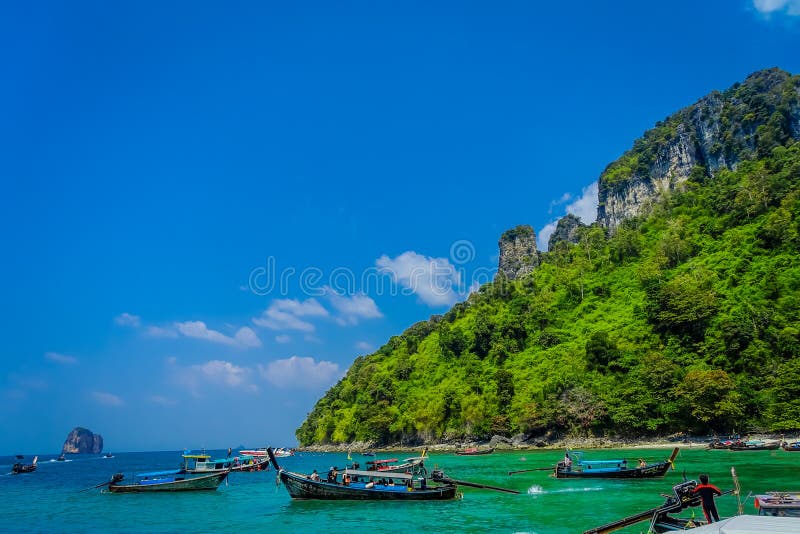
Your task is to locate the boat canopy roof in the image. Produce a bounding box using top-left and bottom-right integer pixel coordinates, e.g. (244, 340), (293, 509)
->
(569, 451), (626, 465)
(344, 469), (413, 480)
(137, 469), (182, 477)
(366, 458), (398, 464)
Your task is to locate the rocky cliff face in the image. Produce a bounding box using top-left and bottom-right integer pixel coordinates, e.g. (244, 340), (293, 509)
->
(548, 213), (585, 249)
(496, 225), (538, 280)
(62, 427), (103, 454)
(598, 68), (800, 230)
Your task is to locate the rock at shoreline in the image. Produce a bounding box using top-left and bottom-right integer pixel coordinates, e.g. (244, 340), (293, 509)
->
(62, 427), (103, 454)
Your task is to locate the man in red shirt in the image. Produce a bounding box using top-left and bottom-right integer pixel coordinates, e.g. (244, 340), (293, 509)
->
(693, 474), (723, 523)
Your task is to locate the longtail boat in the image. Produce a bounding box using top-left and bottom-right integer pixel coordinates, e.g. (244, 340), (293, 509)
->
(455, 446), (496, 456)
(230, 454), (270, 472)
(782, 441), (800, 452)
(12, 456), (37, 474)
(239, 447), (294, 458)
(180, 451), (233, 474)
(106, 470), (229, 493)
(729, 439), (781, 451)
(755, 491), (800, 517)
(555, 447), (679, 479)
(267, 448), (456, 500)
(584, 479), (734, 533)
(707, 440), (735, 450)
(364, 454), (427, 476)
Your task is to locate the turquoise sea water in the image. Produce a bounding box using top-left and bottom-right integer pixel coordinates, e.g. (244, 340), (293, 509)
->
(2, 447), (798, 533)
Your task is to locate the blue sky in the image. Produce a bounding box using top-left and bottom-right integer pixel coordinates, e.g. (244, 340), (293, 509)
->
(1, 0), (799, 453)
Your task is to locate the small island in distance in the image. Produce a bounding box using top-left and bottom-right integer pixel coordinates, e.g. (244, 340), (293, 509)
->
(62, 427), (103, 454)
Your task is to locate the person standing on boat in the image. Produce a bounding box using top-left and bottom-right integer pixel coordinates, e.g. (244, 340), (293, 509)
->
(563, 452), (572, 470)
(693, 474), (722, 523)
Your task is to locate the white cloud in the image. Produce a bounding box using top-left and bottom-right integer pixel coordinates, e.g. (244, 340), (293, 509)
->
(92, 391), (123, 406)
(566, 182), (599, 224)
(169, 358), (259, 395)
(536, 220), (559, 251)
(537, 182), (598, 251)
(146, 325), (179, 338)
(327, 289), (383, 325)
(114, 312), (141, 327)
(252, 298), (329, 332)
(195, 360), (248, 387)
(45, 352), (78, 365)
(355, 341), (374, 352)
(174, 321), (262, 348)
(275, 335), (292, 344)
(376, 251), (462, 307)
(753, 0), (800, 15)
(548, 192), (572, 213)
(259, 356), (342, 390)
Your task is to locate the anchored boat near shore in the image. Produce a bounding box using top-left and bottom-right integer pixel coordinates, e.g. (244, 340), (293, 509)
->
(267, 447), (456, 500)
(101, 470), (229, 493)
(555, 447), (679, 479)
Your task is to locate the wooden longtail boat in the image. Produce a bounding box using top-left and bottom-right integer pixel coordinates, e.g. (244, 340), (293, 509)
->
(12, 456), (37, 474)
(107, 470), (229, 493)
(584, 479), (735, 533)
(239, 447), (294, 458)
(782, 441), (800, 452)
(230, 455), (270, 472)
(755, 492), (800, 517)
(707, 440), (735, 450)
(455, 446), (496, 456)
(180, 451), (233, 474)
(267, 448), (457, 500)
(729, 439), (781, 451)
(555, 447), (679, 479)
(178, 450), (270, 474)
(364, 454), (427, 476)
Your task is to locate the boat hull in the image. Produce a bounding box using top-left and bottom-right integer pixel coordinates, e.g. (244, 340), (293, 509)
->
(556, 461), (672, 479)
(730, 443), (781, 451)
(279, 470), (456, 500)
(12, 464), (36, 475)
(455, 447), (495, 456)
(108, 471), (228, 493)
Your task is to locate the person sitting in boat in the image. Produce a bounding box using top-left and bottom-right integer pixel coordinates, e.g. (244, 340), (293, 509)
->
(562, 452), (572, 470)
(310, 469), (320, 481)
(621, 459), (627, 469)
(342, 473), (351, 486)
(638, 458), (647, 468)
(388, 479), (395, 486)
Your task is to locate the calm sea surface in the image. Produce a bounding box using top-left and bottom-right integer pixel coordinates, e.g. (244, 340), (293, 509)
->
(2, 447), (797, 533)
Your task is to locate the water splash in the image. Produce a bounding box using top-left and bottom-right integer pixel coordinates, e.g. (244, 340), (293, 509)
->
(527, 485), (603, 495)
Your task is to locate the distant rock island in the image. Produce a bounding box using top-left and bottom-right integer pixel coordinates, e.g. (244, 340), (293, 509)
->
(62, 427), (103, 454)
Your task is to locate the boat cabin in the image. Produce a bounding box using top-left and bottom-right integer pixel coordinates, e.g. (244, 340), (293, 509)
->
(567, 451), (631, 472)
(755, 492), (800, 517)
(181, 452), (232, 473)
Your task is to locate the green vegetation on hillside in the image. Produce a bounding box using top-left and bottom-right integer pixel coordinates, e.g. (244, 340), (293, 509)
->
(297, 72), (800, 446)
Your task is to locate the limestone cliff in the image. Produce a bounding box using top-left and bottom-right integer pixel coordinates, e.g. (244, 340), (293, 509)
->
(598, 68), (800, 230)
(496, 225), (538, 280)
(548, 214), (585, 249)
(62, 427), (103, 454)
